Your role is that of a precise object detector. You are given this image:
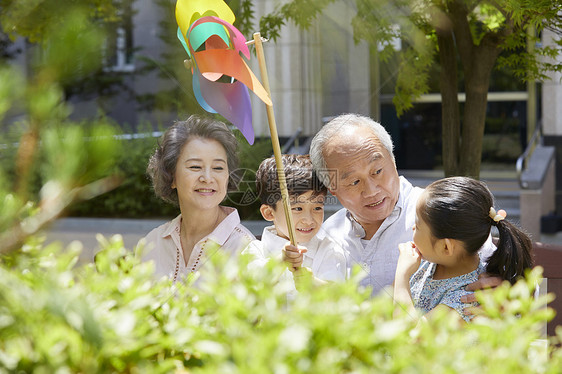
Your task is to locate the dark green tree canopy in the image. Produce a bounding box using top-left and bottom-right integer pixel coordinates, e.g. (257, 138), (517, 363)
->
(259, 0), (562, 176)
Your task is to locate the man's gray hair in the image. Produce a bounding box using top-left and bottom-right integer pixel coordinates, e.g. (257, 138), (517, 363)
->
(310, 113), (395, 188)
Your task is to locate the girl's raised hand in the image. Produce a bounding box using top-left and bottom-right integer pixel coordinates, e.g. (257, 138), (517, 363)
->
(397, 241), (422, 278)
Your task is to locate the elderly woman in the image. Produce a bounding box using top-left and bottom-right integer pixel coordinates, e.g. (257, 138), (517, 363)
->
(142, 115), (255, 281)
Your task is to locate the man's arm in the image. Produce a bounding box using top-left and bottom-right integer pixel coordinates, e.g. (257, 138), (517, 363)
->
(461, 273), (503, 304)
(461, 235), (503, 306)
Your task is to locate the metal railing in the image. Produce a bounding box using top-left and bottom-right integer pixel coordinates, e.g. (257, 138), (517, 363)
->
(281, 128), (303, 153)
(516, 120), (543, 188)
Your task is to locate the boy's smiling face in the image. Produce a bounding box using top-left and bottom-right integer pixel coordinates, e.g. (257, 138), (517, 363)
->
(260, 190), (325, 244)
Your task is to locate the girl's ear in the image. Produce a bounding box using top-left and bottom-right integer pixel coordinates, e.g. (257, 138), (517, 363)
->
(443, 238), (461, 257)
(259, 204), (275, 222)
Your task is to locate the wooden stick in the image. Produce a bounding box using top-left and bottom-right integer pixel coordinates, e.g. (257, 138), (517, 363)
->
(253, 32), (297, 246)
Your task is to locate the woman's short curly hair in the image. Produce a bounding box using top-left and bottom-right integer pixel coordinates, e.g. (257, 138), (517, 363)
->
(147, 115), (240, 206)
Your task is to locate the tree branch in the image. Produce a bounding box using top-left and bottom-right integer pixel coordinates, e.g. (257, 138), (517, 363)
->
(486, 0), (509, 19)
(0, 176), (122, 255)
(449, 0), (474, 73)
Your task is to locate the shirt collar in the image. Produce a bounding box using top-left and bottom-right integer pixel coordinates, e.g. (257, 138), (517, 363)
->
(208, 207), (240, 245)
(261, 226), (290, 257)
(346, 176), (408, 238)
(261, 225), (320, 259)
(161, 207), (240, 246)
(347, 210), (366, 238)
(395, 175), (408, 211)
(162, 214), (182, 238)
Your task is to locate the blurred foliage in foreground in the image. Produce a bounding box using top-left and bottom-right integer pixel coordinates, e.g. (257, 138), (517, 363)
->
(0, 236), (560, 373)
(0, 3), (126, 254)
(0, 69), (122, 253)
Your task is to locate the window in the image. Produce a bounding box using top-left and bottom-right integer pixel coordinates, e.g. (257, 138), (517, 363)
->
(104, 5), (134, 72)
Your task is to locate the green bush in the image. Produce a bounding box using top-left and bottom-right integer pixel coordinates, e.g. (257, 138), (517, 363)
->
(65, 127), (178, 219)
(67, 129), (272, 220)
(0, 119), (272, 221)
(0, 237), (560, 373)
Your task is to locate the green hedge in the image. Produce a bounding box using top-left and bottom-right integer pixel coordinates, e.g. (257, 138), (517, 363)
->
(0, 237), (560, 373)
(66, 129), (178, 219)
(0, 125), (273, 221)
(66, 129), (272, 220)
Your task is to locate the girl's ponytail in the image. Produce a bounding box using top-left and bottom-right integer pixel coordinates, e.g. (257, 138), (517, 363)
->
(485, 218), (534, 284)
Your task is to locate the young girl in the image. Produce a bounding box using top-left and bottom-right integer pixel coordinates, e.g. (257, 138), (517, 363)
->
(394, 176), (534, 322)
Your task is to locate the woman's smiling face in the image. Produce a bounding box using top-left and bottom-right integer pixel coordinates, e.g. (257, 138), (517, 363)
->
(172, 137), (229, 211)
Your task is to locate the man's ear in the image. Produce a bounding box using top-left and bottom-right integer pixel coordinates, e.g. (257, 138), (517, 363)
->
(171, 178), (176, 189)
(259, 204), (275, 222)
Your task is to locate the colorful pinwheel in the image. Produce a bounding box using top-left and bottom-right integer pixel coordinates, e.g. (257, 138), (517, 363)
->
(175, 0), (298, 244)
(175, 0), (272, 145)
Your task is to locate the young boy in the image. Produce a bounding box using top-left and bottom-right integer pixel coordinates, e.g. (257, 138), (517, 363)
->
(243, 154), (346, 284)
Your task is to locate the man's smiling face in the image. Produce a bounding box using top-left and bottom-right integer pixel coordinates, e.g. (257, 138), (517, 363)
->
(324, 125), (400, 237)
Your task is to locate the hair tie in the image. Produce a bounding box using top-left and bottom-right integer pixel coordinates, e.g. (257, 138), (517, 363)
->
(489, 207), (507, 224)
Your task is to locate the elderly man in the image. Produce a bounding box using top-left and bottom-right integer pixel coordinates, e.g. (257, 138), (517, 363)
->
(286, 113), (497, 298)
(308, 113), (422, 295)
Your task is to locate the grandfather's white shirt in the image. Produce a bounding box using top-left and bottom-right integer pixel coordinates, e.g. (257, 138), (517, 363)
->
(318, 176), (424, 296)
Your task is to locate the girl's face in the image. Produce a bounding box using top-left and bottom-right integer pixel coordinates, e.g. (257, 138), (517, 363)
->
(172, 137), (229, 211)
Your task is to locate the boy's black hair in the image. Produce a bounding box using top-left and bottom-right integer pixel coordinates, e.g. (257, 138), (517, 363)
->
(255, 154), (327, 208)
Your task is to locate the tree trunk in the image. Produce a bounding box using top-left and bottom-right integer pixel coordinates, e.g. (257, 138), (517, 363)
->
(459, 77), (490, 178)
(437, 30), (461, 177)
(459, 43), (501, 178)
(446, 1), (503, 178)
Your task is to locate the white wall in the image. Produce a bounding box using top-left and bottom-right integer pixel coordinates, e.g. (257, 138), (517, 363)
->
(542, 28), (562, 136)
(250, 0), (370, 138)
